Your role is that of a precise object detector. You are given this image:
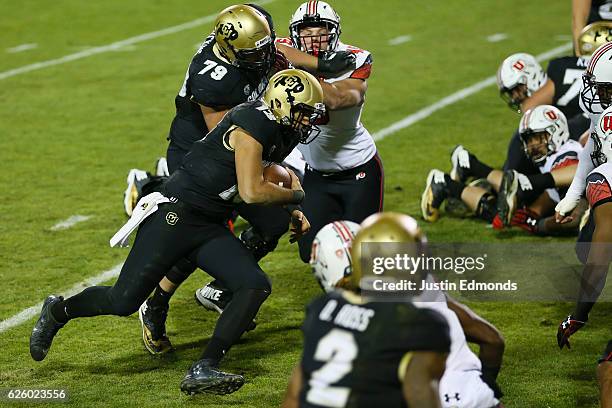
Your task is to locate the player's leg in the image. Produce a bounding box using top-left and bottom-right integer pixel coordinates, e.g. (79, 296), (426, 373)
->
(340, 153), (385, 222)
(181, 225), (272, 395)
(598, 340), (612, 408)
(30, 203), (200, 361)
(193, 203), (290, 319)
(297, 168), (344, 263)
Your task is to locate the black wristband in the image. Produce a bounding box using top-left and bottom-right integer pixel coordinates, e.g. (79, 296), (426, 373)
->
(285, 204), (303, 215)
(291, 189), (305, 204)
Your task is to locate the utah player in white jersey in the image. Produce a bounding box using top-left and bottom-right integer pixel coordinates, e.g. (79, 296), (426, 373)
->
(556, 106), (612, 353)
(276, 1), (383, 263)
(304, 218), (505, 408)
(556, 41), (612, 223)
(422, 106), (585, 236)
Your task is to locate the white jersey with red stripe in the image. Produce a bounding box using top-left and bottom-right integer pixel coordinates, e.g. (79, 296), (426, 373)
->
(586, 162), (612, 208)
(539, 139), (582, 202)
(277, 38), (377, 172)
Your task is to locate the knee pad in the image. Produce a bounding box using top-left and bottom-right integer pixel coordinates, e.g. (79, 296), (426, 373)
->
(240, 227), (279, 262)
(476, 193), (497, 223)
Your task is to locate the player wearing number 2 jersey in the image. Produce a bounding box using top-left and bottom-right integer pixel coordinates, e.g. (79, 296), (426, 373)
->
(282, 213), (451, 408)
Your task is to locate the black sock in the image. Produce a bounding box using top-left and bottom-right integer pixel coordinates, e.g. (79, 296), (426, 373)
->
(469, 154), (493, 179)
(51, 300), (69, 324)
(148, 285), (172, 308)
(445, 174), (465, 199)
(518, 172), (555, 204)
(200, 337), (231, 366)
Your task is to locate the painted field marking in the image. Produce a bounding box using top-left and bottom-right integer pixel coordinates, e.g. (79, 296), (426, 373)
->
(6, 43), (38, 53)
(486, 33), (508, 43)
(50, 215), (92, 231)
(388, 35), (412, 46)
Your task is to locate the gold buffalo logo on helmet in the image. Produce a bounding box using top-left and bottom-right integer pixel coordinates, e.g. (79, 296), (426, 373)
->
(217, 22), (239, 41)
(273, 75), (305, 95)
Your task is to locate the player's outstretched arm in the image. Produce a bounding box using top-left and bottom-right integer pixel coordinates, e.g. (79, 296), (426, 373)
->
(281, 365), (303, 408)
(233, 128), (305, 205)
(320, 78), (367, 110)
(277, 44), (356, 78)
(402, 351), (447, 408)
(446, 296), (505, 394)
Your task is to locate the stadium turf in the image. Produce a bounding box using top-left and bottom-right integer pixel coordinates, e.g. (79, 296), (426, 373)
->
(0, 1), (610, 406)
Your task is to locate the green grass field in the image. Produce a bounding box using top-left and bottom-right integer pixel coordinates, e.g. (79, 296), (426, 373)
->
(1, 1), (610, 407)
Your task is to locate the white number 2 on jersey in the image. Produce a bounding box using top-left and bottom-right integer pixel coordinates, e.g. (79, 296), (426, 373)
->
(306, 329), (358, 408)
(198, 59), (228, 80)
(557, 68), (583, 106)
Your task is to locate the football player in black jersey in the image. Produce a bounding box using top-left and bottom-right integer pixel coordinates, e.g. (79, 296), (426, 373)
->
(124, 4), (355, 355)
(282, 213), (451, 408)
(29, 69), (326, 396)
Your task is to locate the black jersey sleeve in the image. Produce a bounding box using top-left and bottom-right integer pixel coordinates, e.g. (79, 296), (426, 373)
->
(189, 71), (249, 110)
(546, 58), (564, 88)
(230, 102), (279, 151)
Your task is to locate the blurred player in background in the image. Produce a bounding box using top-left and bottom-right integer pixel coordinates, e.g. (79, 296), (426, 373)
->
(307, 219), (505, 407)
(29, 70), (324, 396)
(422, 105), (586, 235)
(573, 0), (612, 53)
(282, 213), (451, 408)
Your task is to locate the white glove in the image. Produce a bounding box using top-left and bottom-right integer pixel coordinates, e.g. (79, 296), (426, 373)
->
(555, 195), (581, 216)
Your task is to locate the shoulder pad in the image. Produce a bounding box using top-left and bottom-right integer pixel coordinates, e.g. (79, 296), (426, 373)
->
(586, 171), (612, 207)
(550, 151), (579, 171)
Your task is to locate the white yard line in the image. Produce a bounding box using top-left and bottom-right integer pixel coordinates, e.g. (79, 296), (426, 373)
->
(50, 215), (92, 231)
(486, 33), (508, 43)
(0, 263), (124, 333)
(6, 43), (38, 53)
(0, 0), (275, 81)
(388, 35), (412, 46)
(0, 41), (574, 334)
(373, 42), (573, 141)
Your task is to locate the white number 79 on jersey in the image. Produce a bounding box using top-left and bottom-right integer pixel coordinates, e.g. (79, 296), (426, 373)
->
(306, 329), (358, 407)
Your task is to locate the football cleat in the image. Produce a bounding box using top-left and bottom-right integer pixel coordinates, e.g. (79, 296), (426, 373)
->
(123, 169), (150, 217)
(195, 282), (232, 314)
(155, 157), (170, 177)
(180, 359), (245, 395)
(30, 295), (65, 361)
(421, 169), (448, 222)
(138, 300), (173, 355)
(449, 145), (472, 183)
(195, 282), (257, 332)
(497, 170), (519, 226)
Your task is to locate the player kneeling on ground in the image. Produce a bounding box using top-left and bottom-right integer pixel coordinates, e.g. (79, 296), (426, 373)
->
(422, 105), (587, 236)
(301, 218), (505, 408)
(29, 69), (325, 396)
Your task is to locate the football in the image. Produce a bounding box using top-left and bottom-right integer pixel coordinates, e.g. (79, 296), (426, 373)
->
(264, 164), (292, 188)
